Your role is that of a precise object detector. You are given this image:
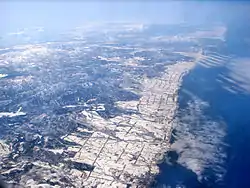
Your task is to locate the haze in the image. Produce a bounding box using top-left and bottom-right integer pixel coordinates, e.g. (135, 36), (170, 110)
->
(1, 1), (250, 33)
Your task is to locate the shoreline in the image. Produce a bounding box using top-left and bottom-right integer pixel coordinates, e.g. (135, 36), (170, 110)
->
(59, 61), (197, 187)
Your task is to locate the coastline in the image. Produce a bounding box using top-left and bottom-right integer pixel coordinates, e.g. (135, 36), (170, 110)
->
(58, 60), (197, 188)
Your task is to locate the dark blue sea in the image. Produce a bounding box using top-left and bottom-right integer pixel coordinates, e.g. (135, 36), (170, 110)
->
(154, 38), (250, 188)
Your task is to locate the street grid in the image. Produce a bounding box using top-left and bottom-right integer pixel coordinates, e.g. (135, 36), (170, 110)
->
(63, 62), (196, 188)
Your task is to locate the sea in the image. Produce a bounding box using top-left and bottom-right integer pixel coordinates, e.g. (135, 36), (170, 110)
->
(154, 27), (250, 188)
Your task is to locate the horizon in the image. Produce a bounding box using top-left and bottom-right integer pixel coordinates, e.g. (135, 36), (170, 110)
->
(1, 1), (250, 33)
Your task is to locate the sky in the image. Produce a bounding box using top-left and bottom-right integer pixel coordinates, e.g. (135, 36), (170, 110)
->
(1, 1), (250, 33)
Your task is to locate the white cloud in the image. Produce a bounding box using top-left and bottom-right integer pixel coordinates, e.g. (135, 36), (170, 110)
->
(224, 58), (250, 94)
(171, 96), (227, 184)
